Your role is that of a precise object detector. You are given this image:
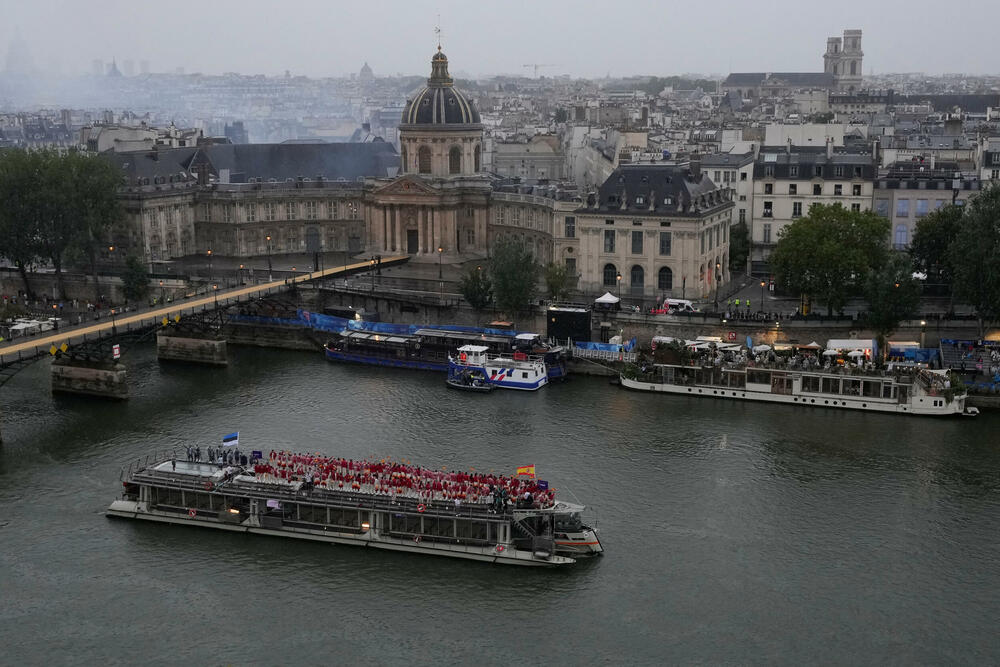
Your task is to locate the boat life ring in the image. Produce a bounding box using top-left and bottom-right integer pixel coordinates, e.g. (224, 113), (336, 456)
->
(417, 504), (426, 513)
(495, 544), (505, 553)
(188, 508), (197, 517)
(414, 535), (422, 543)
(203, 481), (213, 491)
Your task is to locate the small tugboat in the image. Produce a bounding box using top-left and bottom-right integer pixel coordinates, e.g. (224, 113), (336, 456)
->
(446, 366), (495, 392)
(108, 450), (602, 567)
(450, 345), (548, 391)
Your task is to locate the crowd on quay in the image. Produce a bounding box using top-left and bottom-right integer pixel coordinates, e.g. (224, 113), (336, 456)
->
(251, 452), (557, 510)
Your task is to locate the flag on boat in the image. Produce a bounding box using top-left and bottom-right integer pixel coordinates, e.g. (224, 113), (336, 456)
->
(222, 432), (239, 447)
(516, 464), (536, 478)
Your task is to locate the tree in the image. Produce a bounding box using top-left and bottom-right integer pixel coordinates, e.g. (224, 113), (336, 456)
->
(553, 108), (569, 123)
(728, 220), (750, 274)
(948, 184), (1000, 331)
(458, 264), (492, 316)
(121, 255), (150, 303)
(864, 252), (921, 357)
(769, 204), (890, 316)
(488, 236), (538, 318)
(543, 261), (571, 300)
(35, 149), (80, 300)
(0, 149), (42, 298)
(910, 203), (963, 287)
(70, 153), (125, 303)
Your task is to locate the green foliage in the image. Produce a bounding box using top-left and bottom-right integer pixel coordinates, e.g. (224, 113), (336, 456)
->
(0, 148), (124, 301)
(457, 265), (492, 312)
(728, 221), (749, 273)
(121, 255), (150, 303)
(0, 148), (42, 297)
(863, 252), (921, 354)
(543, 261), (572, 300)
(489, 236), (539, 318)
(769, 203), (890, 316)
(553, 108), (569, 123)
(910, 203), (963, 283)
(948, 184), (1000, 322)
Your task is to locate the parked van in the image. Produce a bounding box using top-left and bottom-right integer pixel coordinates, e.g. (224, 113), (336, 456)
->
(651, 299), (699, 315)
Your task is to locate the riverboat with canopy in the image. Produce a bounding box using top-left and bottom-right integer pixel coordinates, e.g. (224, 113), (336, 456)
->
(622, 358), (971, 416)
(108, 451), (602, 567)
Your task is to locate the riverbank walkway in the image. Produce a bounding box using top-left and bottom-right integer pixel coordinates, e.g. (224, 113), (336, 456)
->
(0, 256), (408, 365)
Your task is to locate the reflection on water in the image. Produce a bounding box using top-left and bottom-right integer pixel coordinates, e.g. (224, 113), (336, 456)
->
(1, 343), (998, 664)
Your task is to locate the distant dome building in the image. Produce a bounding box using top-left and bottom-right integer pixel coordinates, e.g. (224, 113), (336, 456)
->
(399, 48), (482, 177)
(359, 61), (374, 82)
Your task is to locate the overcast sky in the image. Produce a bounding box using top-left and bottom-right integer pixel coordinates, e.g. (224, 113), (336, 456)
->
(3, 0), (998, 79)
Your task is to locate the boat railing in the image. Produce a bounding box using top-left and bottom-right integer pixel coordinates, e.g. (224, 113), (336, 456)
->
(120, 449), (181, 481)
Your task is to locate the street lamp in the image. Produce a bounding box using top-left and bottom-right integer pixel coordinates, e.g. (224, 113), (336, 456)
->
(760, 279), (766, 312)
(920, 319), (927, 348)
(213, 283), (219, 308)
(370, 258), (376, 293)
(207, 249), (213, 283)
(159, 280), (164, 304)
(437, 246), (443, 279)
(265, 236), (272, 281)
(616, 271), (622, 300)
(238, 264), (244, 286)
(713, 262), (721, 313)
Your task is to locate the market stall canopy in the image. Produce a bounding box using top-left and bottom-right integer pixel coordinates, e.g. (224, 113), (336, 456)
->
(847, 350), (866, 358)
(595, 292), (620, 304)
(752, 344), (772, 353)
(796, 341), (822, 349)
(822, 349), (841, 356)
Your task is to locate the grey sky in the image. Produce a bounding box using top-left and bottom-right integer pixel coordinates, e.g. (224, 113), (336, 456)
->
(3, 0), (998, 78)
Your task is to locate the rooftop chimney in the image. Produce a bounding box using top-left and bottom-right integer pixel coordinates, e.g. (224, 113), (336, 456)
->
(826, 137), (833, 159)
(690, 152), (701, 181)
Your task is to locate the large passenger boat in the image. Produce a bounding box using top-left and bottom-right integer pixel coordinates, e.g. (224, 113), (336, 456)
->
(621, 362), (971, 416)
(108, 452), (602, 567)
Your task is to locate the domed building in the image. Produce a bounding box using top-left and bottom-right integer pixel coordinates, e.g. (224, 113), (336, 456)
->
(368, 47), (490, 259)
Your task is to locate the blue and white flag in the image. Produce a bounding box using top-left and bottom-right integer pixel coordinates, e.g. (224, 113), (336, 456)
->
(222, 432), (239, 448)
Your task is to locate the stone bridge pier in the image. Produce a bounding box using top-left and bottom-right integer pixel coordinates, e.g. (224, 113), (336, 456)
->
(156, 333), (228, 366)
(51, 358), (129, 400)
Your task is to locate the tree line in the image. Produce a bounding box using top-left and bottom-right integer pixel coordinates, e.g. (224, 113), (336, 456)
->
(770, 184), (1000, 347)
(0, 148), (124, 302)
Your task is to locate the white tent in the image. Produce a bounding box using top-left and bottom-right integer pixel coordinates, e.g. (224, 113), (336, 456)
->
(847, 350), (866, 358)
(594, 292), (620, 305)
(822, 349), (840, 356)
(752, 344), (771, 353)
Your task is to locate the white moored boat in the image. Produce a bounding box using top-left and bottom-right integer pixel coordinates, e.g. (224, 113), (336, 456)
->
(622, 362), (970, 416)
(449, 345), (549, 391)
(108, 451), (602, 567)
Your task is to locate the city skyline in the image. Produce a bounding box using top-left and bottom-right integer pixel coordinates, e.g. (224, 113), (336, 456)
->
(2, 0), (1000, 79)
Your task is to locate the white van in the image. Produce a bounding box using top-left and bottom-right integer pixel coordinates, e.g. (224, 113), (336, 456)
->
(654, 299), (698, 314)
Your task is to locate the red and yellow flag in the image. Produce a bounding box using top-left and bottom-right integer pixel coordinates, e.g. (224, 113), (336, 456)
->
(516, 465), (536, 478)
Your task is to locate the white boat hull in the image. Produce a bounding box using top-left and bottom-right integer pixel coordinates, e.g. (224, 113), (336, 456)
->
(106, 500), (572, 567)
(620, 376), (965, 416)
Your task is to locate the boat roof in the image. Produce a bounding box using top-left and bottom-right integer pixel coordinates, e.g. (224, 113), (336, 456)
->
(457, 344), (489, 352)
(514, 333), (540, 340)
(414, 328), (512, 343)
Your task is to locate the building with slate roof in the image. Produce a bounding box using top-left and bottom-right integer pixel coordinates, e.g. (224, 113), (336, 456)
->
(571, 162), (735, 299)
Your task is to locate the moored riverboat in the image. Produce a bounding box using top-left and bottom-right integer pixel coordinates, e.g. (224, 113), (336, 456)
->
(108, 452), (601, 567)
(450, 345), (549, 391)
(621, 362), (971, 416)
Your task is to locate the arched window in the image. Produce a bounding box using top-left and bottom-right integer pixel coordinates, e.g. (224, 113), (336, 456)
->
(449, 146), (462, 174)
(658, 266), (673, 290)
(850, 61), (857, 76)
(630, 265), (644, 295)
(418, 145), (432, 174)
(474, 144), (481, 172)
(895, 224), (909, 247)
(603, 263), (618, 286)
(699, 263), (705, 284)
(400, 147), (408, 173)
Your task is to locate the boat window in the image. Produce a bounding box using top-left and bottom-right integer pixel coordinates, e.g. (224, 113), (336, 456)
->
(801, 376), (820, 392)
(726, 372), (746, 388)
(329, 508), (359, 528)
(821, 377), (840, 394)
(455, 519), (488, 542)
(522, 372), (528, 379)
(555, 513), (582, 532)
(843, 379), (861, 396)
(882, 383), (894, 399)
(297, 504), (327, 524)
(747, 370), (770, 384)
(862, 381), (881, 398)
(425, 517), (454, 538)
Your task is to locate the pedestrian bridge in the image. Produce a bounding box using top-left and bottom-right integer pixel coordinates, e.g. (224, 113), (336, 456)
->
(0, 255), (409, 369)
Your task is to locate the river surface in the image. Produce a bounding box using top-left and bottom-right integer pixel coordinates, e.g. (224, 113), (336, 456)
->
(1, 345), (998, 665)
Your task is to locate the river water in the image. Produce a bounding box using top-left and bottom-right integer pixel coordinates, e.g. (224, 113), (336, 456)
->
(1, 345), (998, 665)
